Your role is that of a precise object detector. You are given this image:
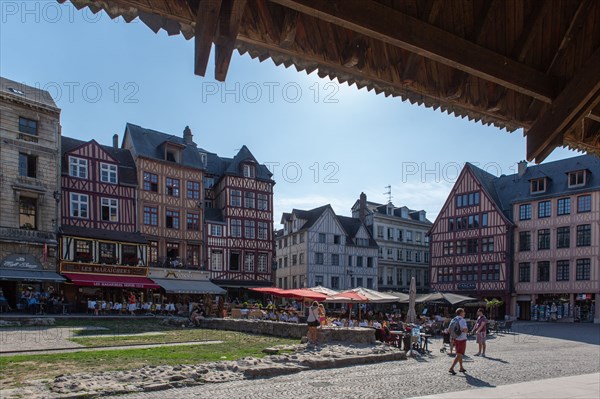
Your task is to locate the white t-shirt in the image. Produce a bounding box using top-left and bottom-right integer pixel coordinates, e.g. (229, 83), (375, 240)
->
(455, 316), (468, 341)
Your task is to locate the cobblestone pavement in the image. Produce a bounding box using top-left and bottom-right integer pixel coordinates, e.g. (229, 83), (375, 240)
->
(107, 323), (600, 399)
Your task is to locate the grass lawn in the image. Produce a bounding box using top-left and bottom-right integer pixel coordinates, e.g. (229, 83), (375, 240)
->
(0, 319), (297, 388)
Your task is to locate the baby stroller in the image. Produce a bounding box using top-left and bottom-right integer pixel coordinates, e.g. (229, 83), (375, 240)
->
(440, 329), (451, 353)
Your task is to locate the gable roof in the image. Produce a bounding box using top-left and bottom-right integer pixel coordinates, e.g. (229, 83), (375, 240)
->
(336, 215), (378, 248)
(202, 145), (274, 183)
(61, 136), (137, 186)
(0, 77), (59, 111)
(124, 123), (205, 169)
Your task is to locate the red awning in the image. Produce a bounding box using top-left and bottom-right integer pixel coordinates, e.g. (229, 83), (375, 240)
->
(63, 273), (160, 289)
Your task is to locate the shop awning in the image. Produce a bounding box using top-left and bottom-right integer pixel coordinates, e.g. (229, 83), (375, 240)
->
(63, 273), (159, 289)
(0, 269), (66, 282)
(152, 279), (225, 295)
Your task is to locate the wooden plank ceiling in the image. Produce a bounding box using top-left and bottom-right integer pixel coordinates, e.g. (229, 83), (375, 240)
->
(59, 0), (600, 162)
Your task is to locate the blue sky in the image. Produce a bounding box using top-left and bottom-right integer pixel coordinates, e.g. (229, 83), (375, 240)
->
(1, 1), (580, 225)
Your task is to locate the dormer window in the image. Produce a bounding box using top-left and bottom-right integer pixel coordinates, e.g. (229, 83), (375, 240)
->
(69, 156), (88, 179)
(386, 206), (393, 216)
(243, 164), (255, 178)
(568, 170), (586, 188)
(166, 151), (176, 162)
(530, 178), (546, 194)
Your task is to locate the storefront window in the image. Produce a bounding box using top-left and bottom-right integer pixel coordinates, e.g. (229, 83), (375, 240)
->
(122, 245), (138, 266)
(99, 242), (116, 264)
(74, 239), (93, 262)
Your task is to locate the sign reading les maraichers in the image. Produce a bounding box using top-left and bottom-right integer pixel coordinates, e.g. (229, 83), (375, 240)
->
(61, 262), (147, 276)
(1, 255), (42, 270)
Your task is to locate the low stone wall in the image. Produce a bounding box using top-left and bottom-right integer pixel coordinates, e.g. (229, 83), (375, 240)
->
(196, 318), (376, 343)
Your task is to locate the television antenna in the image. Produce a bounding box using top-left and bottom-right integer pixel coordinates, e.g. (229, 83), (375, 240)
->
(384, 185), (393, 203)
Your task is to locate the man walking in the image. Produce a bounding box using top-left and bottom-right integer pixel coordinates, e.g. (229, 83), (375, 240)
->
(449, 308), (468, 375)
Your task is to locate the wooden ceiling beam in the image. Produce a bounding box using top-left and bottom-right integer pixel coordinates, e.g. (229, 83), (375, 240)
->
(269, 0), (556, 102)
(526, 49), (600, 162)
(215, 0), (247, 81)
(588, 104), (600, 123)
(194, 0), (223, 77)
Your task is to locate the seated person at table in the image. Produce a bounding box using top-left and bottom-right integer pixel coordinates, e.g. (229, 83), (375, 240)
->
(190, 307), (205, 326)
(288, 313), (299, 323)
(332, 318), (343, 327)
(279, 312), (289, 322)
(372, 320), (382, 329)
(268, 310), (277, 321)
(359, 320), (369, 327)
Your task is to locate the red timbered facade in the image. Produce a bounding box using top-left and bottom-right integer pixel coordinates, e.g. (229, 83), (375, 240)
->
(429, 164), (512, 315)
(204, 146), (274, 288)
(59, 137), (153, 307)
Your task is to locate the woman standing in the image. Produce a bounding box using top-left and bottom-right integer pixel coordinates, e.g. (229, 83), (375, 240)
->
(306, 301), (320, 345)
(128, 292), (137, 316)
(472, 308), (488, 356)
(318, 303), (326, 327)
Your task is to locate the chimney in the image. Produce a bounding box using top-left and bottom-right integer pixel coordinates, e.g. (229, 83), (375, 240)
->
(183, 126), (194, 146)
(518, 160), (527, 177)
(359, 192), (367, 223)
(113, 134), (119, 149)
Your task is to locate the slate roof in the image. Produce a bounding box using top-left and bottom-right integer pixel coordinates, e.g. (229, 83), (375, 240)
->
(469, 155), (600, 221)
(360, 200), (432, 224)
(201, 145), (274, 183)
(336, 215), (378, 248)
(0, 77), (59, 110)
(61, 136), (138, 186)
(124, 123), (205, 169)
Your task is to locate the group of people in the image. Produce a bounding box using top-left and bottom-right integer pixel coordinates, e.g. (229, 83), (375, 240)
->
(448, 307), (488, 375)
(17, 287), (66, 314)
(85, 294), (190, 317)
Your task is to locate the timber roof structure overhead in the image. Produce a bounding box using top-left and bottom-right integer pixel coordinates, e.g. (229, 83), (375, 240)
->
(60, 0), (600, 162)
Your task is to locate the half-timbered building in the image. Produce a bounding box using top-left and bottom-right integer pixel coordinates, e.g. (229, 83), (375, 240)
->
(276, 205), (378, 291)
(202, 146), (275, 291)
(0, 77), (65, 309)
(59, 136), (155, 308)
(429, 164), (513, 315)
(351, 193), (432, 293)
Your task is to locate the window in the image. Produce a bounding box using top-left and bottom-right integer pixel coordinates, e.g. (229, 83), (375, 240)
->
(315, 275), (324, 286)
(148, 241), (158, 266)
(367, 257), (373, 268)
(99, 242), (116, 264)
(244, 192), (255, 208)
(467, 239), (479, 254)
(577, 195), (591, 213)
(406, 231), (413, 242)
(568, 170), (586, 187)
(165, 178), (180, 197)
(292, 235), (297, 245)
(443, 242), (454, 256)
(19, 153), (37, 178)
(366, 278), (373, 289)
(481, 237), (494, 252)
(258, 222), (268, 240)
(538, 201), (551, 218)
(448, 218), (454, 231)
(143, 206), (158, 226)
(211, 224), (222, 236)
(143, 172), (158, 192)
(292, 254), (297, 266)
(406, 250), (412, 261)
(557, 198), (571, 215)
(204, 176), (214, 189)
(165, 150), (177, 163)
(69, 157), (88, 179)
(74, 239), (92, 262)
(19, 197), (37, 229)
(257, 194), (269, 210)
(230, 252), (240, 271)
(348, 255), (354, 266)
(481, 213), (488, 227)
(556, 260), (570, 281)
(437, 267), (454, 283)
(19, 117), (38, 135)
(334, 235), (341, 244)
(481, 264), (500, 281)
(387, 228), (394, 240)
(467, 215), (479, 228)
(318, 233), (326, 243)
(299, 233), (304, 243)
(387, 248), (394, 259)
(576, 259), (591, 280)
(356, 277), (364, 287)
(100, 163), (118, 184)
(376, 226), (384, 238)
(576, 224), (591, 247)
(100, 198), (118, 222)
(519, 231), (531, 251)
(243, 164), (255, 178)
(557, 227), (570, 248)
(456, 240), (466, 255)
(457, 265), (478, 282)
(166, 242), (179, 262)
(230, 190), (242, 207)
(187, 245), (200, 268)
(332, 254), (340, 266)
(415, 252), (422, 262)
(537, 261), (550, 282)
(165, 210), (180, 229)
(538, 229), (550, 250)
(211, 250), (223, 271)
(244, 254), (255, 272)
(258, 253), (268, 272)
(70, 193), (88, 218)
(397, 229), (403, 241)
(331, 276), (340, 289)
(299, 253), (304, 264)
(315, 253), (324, 265)
(122, 245), (138, 266)
(530, 178), (546, 194)
(519, 204), (532, 220)
(357, 256), (364, 267)
(231, 220), (242, 237)
(519, 262), (530, 282)
(187, 181), (200, 199)
(244, 221), (255, 239)
(187, 212), (200, 231)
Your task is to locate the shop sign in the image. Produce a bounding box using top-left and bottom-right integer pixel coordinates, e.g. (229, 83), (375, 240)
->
(61, 262), (147, 276)
(576, 293), (592, 300)
(457, 282), (476, 290)
(0, 255), (42, 271)
(147, 268), (210, 280)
